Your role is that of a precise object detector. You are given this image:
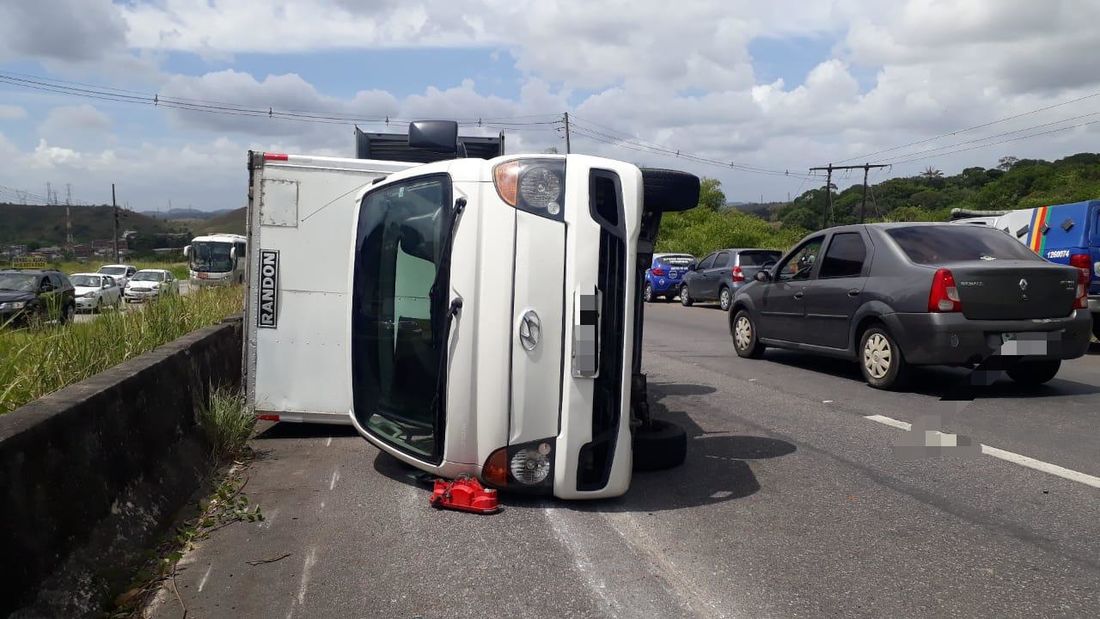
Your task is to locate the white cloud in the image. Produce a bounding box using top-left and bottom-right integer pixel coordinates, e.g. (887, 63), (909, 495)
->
(0, 0), (1098, 206)
(0, 105), (27, 120)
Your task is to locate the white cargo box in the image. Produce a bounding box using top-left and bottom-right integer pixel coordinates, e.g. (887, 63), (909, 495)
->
(244, 152), (415, 424)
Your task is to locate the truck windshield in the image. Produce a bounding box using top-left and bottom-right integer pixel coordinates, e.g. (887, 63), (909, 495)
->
(190, 242), (234, 273)
(351, 175), (451, 462)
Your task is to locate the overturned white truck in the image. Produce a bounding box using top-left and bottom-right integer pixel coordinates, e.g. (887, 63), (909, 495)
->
(244, 121), (699, 499)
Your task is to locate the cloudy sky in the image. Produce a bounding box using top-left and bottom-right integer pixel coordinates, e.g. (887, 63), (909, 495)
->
(1, 0), (1098, 211)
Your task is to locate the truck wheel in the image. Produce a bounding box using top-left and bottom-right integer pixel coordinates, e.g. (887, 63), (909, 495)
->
(643, 283), (654, 303)
(632, 419), (687, 471)
(679, 285), (693, 307)
(641, 169), (701, 212)
(1006, 360), (1061, 386)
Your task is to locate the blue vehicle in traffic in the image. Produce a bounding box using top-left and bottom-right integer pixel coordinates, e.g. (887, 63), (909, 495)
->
(644, 253), (695, 302)
(972, 200), (1100, 340)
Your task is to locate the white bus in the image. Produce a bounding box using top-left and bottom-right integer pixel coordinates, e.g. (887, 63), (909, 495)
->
(244, 121), (700, 499)
(184, 233), (246, 286)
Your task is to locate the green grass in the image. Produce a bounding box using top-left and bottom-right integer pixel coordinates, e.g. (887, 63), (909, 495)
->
(46, 260), (190, 280)
(199, 388), (255, 462)
(0, 286), (243, 415)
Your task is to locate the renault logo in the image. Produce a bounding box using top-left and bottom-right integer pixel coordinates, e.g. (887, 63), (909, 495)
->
(519, 310), (541, 351)
(1018, 278), (1028, 291)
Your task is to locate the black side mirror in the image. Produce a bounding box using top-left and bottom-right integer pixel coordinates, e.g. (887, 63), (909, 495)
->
(754, 270), (772, 283)
(408, 121), (459, 154)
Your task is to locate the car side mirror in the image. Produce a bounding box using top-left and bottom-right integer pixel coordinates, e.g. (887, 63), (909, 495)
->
(230, 247), (237, 261)
(183, 245), (191, 258)
(754, 271), (772, 283)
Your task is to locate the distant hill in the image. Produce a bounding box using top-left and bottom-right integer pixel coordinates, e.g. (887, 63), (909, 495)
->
(186, 207), (247, 236)
(142, 208), (235, 221)
(0, 203), (183, 245)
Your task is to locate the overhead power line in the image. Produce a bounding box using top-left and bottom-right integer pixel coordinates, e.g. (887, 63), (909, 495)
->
(884, 117), (1100, 166)
(0, 71), (562, 129)
(837, 88), (1100, 164)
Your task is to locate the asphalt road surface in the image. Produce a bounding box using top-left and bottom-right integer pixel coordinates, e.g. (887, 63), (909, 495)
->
(149, 302), (1100, 618)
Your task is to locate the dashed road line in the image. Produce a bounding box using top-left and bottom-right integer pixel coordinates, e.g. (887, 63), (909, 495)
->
(863, 414), (1100, 489)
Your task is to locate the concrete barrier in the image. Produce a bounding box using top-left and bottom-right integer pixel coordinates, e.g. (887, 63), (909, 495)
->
(0, 316), (243, 618)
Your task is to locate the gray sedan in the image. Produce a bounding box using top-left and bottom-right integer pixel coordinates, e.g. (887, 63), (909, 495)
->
(728, 223), (1092, 389)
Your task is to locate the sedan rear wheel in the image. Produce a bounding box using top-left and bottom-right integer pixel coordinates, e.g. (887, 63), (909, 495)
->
(1006, 359), (1061, 386)
(859, 326), (908, 390)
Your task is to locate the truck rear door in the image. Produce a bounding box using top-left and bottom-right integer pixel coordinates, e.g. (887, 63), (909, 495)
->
(245, 152), (414, 424)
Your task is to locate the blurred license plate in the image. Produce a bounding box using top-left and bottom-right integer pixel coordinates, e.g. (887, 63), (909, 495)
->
(198, 273), (208, 279)
(1000, 332), (1055, 355)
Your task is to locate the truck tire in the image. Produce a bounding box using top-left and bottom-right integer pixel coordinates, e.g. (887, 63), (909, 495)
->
(632, 419), (687, 471)
(641, 169), (701, 212)
(1006, 359), (1061, 386)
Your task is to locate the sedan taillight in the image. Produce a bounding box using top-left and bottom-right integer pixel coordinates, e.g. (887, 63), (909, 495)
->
(927, 268), (962, 312)
(1074, 267), (1089, 310)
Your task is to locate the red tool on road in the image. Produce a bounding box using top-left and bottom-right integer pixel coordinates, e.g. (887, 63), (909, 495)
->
(429, 476), (502, 514)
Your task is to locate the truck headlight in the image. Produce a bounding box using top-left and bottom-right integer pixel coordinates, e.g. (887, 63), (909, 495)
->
(493, 159), (566, 221)
(482, 439), (555, 490)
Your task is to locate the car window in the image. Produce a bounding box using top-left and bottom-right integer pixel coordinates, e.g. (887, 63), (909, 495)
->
(776, 237), (824, 282)
(887, 226), (1040, 265)
(738, 250), (781, 266)
(39, 277), (53, 291)
(48, 274), (64, 288)
(713, 252), (730, 269)
(128, 267), (137, 276)
(697, 254), (716, 270)
(819, 233), (868, 279)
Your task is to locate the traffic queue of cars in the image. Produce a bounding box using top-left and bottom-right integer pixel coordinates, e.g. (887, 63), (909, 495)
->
(0, 264), (181, 328)
(648, 222), (1094, 390)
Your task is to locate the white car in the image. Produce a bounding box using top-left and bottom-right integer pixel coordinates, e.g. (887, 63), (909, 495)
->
(124, 269), (178, 303)
(96, 264), (138, 289)
(70, 273), (123, 312)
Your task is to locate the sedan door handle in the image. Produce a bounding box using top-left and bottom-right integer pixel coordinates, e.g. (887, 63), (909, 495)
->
(793, 291), (804, 300)
(847, 289), (861, 297)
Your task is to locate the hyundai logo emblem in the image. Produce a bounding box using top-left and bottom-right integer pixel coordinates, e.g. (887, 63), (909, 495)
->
(519, 310), (541, 351)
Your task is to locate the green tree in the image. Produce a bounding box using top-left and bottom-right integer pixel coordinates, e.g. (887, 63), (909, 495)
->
(698, 177), (726, 211)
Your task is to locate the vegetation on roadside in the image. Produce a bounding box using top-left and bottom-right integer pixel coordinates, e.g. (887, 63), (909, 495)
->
(657, 153), (1100, 258)
(0, 285), (243, 415)
(200, 388), (256, 462)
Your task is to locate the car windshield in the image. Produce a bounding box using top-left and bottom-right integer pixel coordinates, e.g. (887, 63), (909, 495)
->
(131, 272), (165, 282)
(739, 250), (782, 266)
(887, 226), (1041, 265)
(0, 273), (37, 292)
(351, 176), (450, 461)
(71, 275), (102, 287)
(98, 267), (127, 276)
(189, 241), (234, 273)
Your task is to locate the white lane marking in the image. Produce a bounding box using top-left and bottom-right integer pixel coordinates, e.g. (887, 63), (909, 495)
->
(329, 469), (340, 490)
(822, 400), (834, 404)
(864, 414), (1100, 488)
(864, 414), (912, 431)
(297, 547), (318, 605)
(197, 565), (212, 592)
(981, 445), (1100, 489)
(325, 437), (332, 447)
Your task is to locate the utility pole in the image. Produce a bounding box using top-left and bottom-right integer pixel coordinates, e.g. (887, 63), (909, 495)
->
(112, 184), (119, 263)
(65, 184), (72, 245)
(810, 163), (889, 226)
(563, 112), (572, 154)
(46, 182), (52, 206)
